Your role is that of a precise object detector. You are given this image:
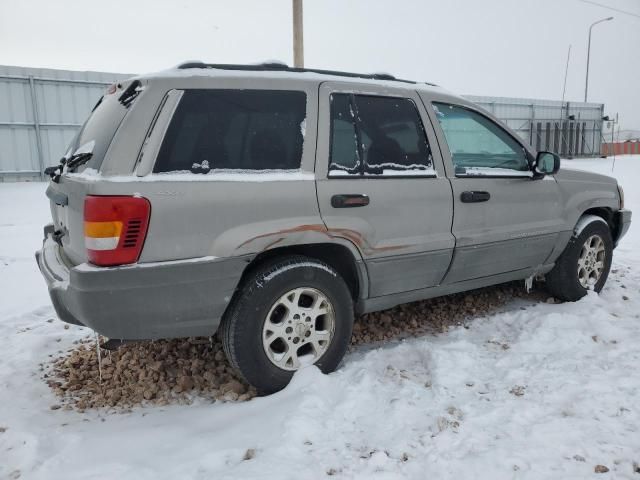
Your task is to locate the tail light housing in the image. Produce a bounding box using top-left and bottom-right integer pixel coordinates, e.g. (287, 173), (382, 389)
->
(84, 195), (151, 266)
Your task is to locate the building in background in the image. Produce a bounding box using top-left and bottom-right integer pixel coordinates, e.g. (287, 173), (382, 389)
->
(0, 65), (612, 182)
(465, 95), (605, 159)
(600, 128), (640, 156)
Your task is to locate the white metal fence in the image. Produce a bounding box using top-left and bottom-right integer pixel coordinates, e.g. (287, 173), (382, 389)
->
(0, 65), (130, 181)
(0, 66), (606, 181)
(465, 95), (605, 158)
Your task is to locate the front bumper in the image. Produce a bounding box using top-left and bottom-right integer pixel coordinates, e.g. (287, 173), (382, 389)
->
(614, 209), (632, 247)
(36, 225), (249, 340)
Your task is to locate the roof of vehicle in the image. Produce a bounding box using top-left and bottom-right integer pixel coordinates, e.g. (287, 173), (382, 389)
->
(137, 61), (444, 93)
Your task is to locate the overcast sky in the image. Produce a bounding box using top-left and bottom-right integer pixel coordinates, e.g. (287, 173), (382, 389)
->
(1, 0), (638, 128)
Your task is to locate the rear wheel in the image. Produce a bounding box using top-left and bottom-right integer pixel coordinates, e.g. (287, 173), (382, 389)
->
(545, 219), (613, 301)
(221, 255), (354, 394)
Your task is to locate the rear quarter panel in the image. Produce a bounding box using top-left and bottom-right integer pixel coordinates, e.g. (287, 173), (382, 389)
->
(81, 76), (333, 262)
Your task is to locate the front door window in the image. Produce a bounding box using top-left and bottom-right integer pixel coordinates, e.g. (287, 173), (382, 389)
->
(432, 102), (531, 177)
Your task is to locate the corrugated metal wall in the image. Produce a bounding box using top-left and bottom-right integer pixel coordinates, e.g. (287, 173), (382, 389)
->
(0, 65), (131, 181)
(464, 95), (604, 158)
(0, 66), (606, 181)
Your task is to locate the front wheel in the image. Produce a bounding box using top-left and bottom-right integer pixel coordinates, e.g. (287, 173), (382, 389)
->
(545, 219), (613, 301)
(221, 255), (354, 394)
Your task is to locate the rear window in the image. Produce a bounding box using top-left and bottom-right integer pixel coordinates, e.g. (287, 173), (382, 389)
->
(154, 89), (307, 173)
(66, 88), (130, 171)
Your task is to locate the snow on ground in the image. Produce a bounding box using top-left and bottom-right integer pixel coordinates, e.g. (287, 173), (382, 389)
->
(1, 156), (639, 479)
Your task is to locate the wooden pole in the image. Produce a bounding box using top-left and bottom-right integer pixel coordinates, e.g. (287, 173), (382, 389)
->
(292, 0), (304, 68)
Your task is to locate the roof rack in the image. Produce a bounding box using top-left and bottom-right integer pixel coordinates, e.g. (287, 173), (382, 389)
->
(175, 61), (428, 85)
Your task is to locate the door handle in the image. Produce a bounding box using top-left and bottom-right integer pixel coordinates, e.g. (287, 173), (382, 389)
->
(460, 191), (490, 203)
(331, 194), (370, 208)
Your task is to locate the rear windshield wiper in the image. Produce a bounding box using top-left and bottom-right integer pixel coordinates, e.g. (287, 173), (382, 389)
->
(66, 152), (93, 171)
(44, 152), (93, 182)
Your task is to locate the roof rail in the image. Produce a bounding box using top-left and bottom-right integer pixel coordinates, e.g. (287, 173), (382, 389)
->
(175, 61), (428, 85)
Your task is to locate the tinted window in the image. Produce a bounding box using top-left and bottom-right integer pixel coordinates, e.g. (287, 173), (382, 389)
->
(432, 102), (529, 175)
(329, 94), (433, 177)
(66, 89), (130, 172)
(154, 90), (306, 173)
(329, 94), (360, 174)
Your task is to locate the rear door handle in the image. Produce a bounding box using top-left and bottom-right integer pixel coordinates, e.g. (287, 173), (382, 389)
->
(331, 194), (370, 208)
(460, 191), (490, 203)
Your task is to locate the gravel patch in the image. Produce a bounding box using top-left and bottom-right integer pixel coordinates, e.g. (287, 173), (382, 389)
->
(43, 282), (543, 411)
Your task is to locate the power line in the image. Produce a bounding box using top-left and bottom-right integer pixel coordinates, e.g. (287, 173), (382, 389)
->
(580, 0), (640, 19)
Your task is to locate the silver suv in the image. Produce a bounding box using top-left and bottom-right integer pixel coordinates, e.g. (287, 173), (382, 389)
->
(36, 62), (631, 393)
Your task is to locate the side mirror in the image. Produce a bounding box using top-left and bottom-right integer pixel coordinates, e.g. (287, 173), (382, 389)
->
(533, 151), (560, 177)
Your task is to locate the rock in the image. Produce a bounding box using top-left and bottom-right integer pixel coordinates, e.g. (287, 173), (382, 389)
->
(0, 426), (6, 433)
(573, 455), (586, 462)
(177, 376), (194, 391)
(509, 385), (526, 397)
(224, 391), (239, 402)
(143, 389), (155, 400)
(222, 380), (246, 395)
(594, 465), (609, 474)
(243, 448), (256, 460)
(50, 404), (61, 410)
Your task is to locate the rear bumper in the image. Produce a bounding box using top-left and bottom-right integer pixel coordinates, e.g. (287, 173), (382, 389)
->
(614, 209), (632, 247)
(36, 225), (249, 340)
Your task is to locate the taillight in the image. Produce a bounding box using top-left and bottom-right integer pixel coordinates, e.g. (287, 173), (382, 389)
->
(84, 195), (151, 266)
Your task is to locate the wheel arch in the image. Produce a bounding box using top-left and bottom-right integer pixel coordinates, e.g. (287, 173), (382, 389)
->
(236, 242), (368, 304)
(581, 207), (615, 231)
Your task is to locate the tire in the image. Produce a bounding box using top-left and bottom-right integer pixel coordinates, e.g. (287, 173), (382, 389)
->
(545, 219), (613, 302)
(221, 255), (354, 394)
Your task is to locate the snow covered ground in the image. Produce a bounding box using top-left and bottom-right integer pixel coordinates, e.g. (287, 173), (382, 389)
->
(1, 156), (639, 479)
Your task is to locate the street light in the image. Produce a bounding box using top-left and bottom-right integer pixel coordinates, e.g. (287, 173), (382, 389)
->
(584, 16), (613, 102)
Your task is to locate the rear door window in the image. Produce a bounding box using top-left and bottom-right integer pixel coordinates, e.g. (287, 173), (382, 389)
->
(329, 93), (434, 177)
(154, 90), (307, 173)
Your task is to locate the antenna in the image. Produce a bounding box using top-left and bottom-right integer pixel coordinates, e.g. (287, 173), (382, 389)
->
(561, 44), (571, 109)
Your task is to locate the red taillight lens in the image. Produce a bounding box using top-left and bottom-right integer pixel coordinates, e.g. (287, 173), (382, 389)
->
(84, 195), (151, 266)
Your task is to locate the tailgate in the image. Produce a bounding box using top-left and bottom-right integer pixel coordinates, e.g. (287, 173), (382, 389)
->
(47, 178), (92, 265)
(45, 79), (140, 265)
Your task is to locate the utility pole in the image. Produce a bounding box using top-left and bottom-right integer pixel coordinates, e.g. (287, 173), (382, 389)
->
(292, 0), (304, 68)
(584, 16), (613, 102)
